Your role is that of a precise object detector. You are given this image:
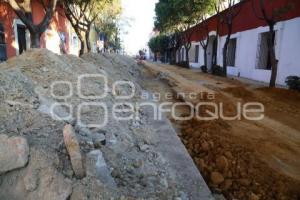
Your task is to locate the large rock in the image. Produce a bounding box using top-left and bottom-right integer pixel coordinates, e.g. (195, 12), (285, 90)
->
(0, 134), (29, 174)
(23, 149), (72, 200)
(210, 171), (225, 185)
(0, 148), (72, 200)
(63, 124), (85, 178)
(86, 150), (116, 188)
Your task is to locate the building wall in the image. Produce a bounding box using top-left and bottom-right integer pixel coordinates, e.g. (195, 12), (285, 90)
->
(0, 1), (72, 59)
(181, 0), (300, 86)
(187, 17), (300, 85)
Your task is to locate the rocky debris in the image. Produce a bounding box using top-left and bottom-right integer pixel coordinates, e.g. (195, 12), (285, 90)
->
(0, 148), (72, 200)
(23, 149), (72, 200)
(210, 171), (225, 185)
(0, 49), (213, 199)
(86, 150), (116, 188)
(215, 156), (228, 173)
(63, 124), (85, 178)
(0, 134), (29, 174)
(178, 117), (300, 199)
(92, 133), (106, 148)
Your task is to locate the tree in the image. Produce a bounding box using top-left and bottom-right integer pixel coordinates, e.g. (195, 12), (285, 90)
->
(251, 0), (295, 87)
(155, 0), (215, 67)
(95, 0), (122, 52)
(169, 32), (181, 64)
(6, 0), (58, 48)
(63, 0), (111, 55)
(63, 0), (90, 55)
(148, 35), (169, 62)
(198, 18), (210, 72)
(211, 0), (223, 71)
(148, 36), (160, 61)
(220, 0), (242, 77)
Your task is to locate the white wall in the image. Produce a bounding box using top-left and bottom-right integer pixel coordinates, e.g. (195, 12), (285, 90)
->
(188, 17), (300, 85)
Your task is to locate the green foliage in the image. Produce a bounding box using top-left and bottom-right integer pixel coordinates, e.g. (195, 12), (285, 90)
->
(155, 0), (215, 33)
(285, 76), (300, 91)
(148, 35), (169, 54)
(94, 0), (122, 51)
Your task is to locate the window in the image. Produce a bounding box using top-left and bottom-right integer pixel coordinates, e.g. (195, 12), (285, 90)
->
(256, 32), (276, 70)
(181, 48), (184, 61)
(227, 38), (237, 66)
(0, 23), (7, 61)
(195, 45), (199, 63)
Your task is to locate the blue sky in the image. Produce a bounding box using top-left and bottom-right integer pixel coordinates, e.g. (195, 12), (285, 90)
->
(120, 0), (158, 55)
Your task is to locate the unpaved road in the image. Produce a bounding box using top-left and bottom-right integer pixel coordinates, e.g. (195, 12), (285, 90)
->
(140, 61), (300, 200)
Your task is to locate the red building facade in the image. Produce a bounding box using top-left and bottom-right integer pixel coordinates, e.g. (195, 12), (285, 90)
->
(0, 1), (71, 60)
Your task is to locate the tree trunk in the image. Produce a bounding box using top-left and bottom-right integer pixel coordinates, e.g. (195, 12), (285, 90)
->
(223, 22), (232, 77)
(30, 31), (41, 48)
(203, 48), (208, 72)
(222, 39), (229, 77)
(171, 48), (176, 64)
(268, 24), (278, 87)
(85, 25), (91, 52)
(185, 45), (190, 68)
(154, 52), (157, 61)
(78, 35), (85, 56)
(212, 37), (218, 66)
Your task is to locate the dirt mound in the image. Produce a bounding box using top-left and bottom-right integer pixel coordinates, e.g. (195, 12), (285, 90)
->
(0, 49), (207, 199)
(222, 86), (254, 99)
(256, 87), (300, 103)
(141, 61), (300, 200)
(178, 118), (300, 200)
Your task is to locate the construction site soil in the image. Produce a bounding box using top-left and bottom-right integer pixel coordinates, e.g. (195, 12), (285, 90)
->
(0, 49), (212, 200)
(140, 62), (300, 200)
(0, 49), (299, 200)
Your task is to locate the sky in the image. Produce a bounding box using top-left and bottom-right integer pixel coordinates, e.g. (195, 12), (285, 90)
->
(120, 0), (158, 55)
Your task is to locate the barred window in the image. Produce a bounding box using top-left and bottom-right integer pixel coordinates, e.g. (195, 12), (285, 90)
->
(227, 38), (237, 66)
(195, 45), (199, 63)
(256, 32), (276, 70)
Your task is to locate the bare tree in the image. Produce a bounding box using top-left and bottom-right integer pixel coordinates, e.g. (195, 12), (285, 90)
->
(199, 18), (210, 72)
(221, 0), (242, 76)
(252, 0), (294, 87)
(6, 0), (58, 48)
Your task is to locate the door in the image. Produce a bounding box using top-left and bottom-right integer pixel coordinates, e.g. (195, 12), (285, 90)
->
(0, 23), (6, 61)
(17, 24), (27, 54)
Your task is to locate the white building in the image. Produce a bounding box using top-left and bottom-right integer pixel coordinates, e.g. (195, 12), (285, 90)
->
(177, 0), (300, 86)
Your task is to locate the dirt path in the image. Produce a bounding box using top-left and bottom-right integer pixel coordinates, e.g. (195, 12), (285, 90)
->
(140, 61), (300, 200)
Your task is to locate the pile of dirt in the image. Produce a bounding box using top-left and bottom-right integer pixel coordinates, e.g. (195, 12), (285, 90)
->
(0, 49), (209, 199)
(222, 86), (254, 99)
(256, 87), (300, 103)
(178, 118), (300, 200)
(141, 61), (300, 200)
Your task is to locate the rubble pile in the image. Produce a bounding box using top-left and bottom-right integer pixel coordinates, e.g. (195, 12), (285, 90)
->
(0, 49), (212, 200)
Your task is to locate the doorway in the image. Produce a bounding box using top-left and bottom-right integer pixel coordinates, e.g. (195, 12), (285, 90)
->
(17, 24), (27, 54)
(0, 23), (6, 61)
